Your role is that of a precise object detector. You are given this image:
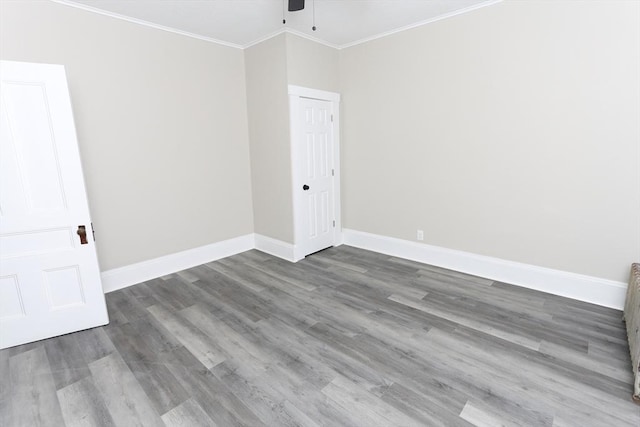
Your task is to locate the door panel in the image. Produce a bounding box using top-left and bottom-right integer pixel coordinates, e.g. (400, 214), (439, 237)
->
(0, 60), (108, 349)
(297, 98), (335, 256)
(2, 82), (67, 213)
(0, 275), (24, 320)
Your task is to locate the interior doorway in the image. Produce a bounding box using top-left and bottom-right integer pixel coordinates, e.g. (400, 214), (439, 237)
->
(288, 85), (341, 261)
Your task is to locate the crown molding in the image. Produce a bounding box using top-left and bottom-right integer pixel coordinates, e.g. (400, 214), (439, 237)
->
(283, 28), (341, 50)
(50, 0), (503, 51)
(241, 28), (288, 50)
(243, 28), (340, 50)
(49, 0), (244, 49)
(339, 0), (503, 49)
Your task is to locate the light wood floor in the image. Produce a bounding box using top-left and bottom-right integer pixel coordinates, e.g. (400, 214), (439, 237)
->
(1, 246), (639, 426)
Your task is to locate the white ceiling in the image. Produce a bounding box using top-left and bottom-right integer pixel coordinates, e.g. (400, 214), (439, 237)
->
(55, 0), (500, 49)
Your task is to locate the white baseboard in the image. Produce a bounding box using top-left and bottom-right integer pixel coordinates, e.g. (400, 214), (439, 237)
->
(342, 228), (628, 310)
(100, 234), (254, 293)
(100, 228), (628, 310)
(254, 234), (297, 262)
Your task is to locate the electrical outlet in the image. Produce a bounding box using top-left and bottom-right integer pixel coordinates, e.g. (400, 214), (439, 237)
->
(417, 229), (424, 241)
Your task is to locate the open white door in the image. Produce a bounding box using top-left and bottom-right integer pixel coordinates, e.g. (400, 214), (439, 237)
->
(289, 86), (341, 260)
(0, 60), (108, 349)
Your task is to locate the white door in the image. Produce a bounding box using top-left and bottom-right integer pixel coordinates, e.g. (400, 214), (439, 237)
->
(295, 97), (335, 257)
(0, 60), (108, 349)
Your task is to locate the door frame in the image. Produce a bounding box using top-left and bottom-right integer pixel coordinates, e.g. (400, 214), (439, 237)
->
(288, 85), (341, 262)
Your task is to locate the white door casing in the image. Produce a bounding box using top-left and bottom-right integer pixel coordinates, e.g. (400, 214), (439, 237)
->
(289, 86), (341, 261)
(0, 60), (108, 349)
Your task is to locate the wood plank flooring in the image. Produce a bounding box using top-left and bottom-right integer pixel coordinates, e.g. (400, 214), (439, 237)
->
(1, 246), (639, 426)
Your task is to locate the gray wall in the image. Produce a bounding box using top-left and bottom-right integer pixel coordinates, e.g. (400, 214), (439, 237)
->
(244, 34), (294, 243)
(285, 33), (340, 93)
(339, 0), (640, 282)
(0, 1), (254, 270)
(245, 33), (340, 244)
(2, 1), (637, 286)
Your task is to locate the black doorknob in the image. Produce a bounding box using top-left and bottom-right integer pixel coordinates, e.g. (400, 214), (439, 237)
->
(303, 184), (310, 190)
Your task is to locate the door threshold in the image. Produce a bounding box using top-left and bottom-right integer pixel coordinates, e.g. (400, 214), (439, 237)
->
(305, 246), (333, 258)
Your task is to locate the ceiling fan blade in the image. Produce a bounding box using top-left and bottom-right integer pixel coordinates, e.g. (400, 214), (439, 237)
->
(288, 0), (305, 12)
